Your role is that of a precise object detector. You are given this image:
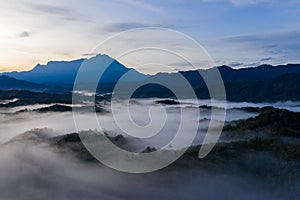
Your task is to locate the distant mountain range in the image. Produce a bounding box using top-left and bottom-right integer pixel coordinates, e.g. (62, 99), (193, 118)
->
(2, 55), (149, 86)
(4, 59), (84, 86)
(137, 64), (300, 101)
(0, 75), (46, 91)
(1, 54), (300, 102)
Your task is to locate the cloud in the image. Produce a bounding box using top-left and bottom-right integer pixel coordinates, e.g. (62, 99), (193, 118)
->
(32, 4), (72, 15)
(230, 0), (272, 6)
(82, 53), (99, 57)
(223, 30), (300, 53)
(218, 34), (261, 43)
(0, 130), (284, 200)
(244, 62), (262, 67)
(18, 32), (30, 38)
(260, 57), (273, 61)
(262, 44), (278, 49)
(0, 100), (298, 199)
(202, 0), (300, 8)
(207, 29), (300, 66)
(202, 0), (274, 6)
(26, 2), (86, 21)
(117, 0), (162, 13)
(228, 62), (245, 67)
(102, 22), (176, 32)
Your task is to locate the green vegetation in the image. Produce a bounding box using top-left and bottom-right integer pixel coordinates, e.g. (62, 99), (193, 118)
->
(0, 90), (72, 107)
(187, 137), (300, 161)
(156, 99), (180, 105)
(224, 107), (300, 137)
(35, 104), (72, 112)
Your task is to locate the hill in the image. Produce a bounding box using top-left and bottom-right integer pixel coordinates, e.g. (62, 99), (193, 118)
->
(1, 56), (300, 102)
(224, 106), (300, 137)
(0, 75), (46, 91)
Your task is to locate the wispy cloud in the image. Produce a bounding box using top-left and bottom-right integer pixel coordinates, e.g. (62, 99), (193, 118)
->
(228, 62), (244, 67)
(260, 57), (273, 61)
(102, 22), (176, 32)
(1, 0), (299, 73)
(25, 2), (86, 21)
(81, 53), (99, 57)
(117, 0), (162, 13)
(230, 0), (272, 6)
(205, 29), (300, 67)
(18, 31), (30, 38)
(219, 30), (300, 51)
(202, 0), (273, 6)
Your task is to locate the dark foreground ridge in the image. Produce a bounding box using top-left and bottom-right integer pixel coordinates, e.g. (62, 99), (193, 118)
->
(47, 107), (299, 179)
(35, 104), (73, 112)
(224, 107), (300, 137)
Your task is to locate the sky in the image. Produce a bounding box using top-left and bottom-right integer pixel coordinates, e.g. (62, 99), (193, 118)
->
(0, 0), (300, 73)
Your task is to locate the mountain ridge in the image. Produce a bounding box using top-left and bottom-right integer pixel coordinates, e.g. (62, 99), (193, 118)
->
(1, 55), (300, 102)
(2, 54), (300, 85)
(0, 75), (46, 91)
(2, 55), (149, 85)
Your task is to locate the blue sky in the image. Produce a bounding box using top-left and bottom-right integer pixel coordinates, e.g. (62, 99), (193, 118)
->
(0, 0), (300, 73)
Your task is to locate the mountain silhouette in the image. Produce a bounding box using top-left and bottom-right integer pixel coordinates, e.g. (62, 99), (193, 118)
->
(0, 75), (46, 91)
(1, 56), (300, 102)
(131, 63), (300, 101)
(217, 64), (300, 83)
(148, 64), (300, 87)
(2, 55), (149, 86)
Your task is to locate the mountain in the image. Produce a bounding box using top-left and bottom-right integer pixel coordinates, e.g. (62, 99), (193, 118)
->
(3, 55), (300, 88)
(2, 54), (149, 86)
(224, 73), (300, 102)
(2, 59), (83, 86)
(0, 75), (46, 91)
(2, 55), (300, 102)
(128, 64), (300, 101)
(131, 72), (300, 102)
(217, 64), (300, 83)
(147, 64), (300, 87)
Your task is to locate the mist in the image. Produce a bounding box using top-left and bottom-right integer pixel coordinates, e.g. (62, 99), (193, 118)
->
(0, 129), (294, 200)
(1, 98), (299, 146)
(0, 99), (260, 147)
(0, 99), (299, 199)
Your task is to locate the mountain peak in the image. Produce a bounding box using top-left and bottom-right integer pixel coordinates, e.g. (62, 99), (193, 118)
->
(1, 54), (148, 85)
(217, 65), (233, 71)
